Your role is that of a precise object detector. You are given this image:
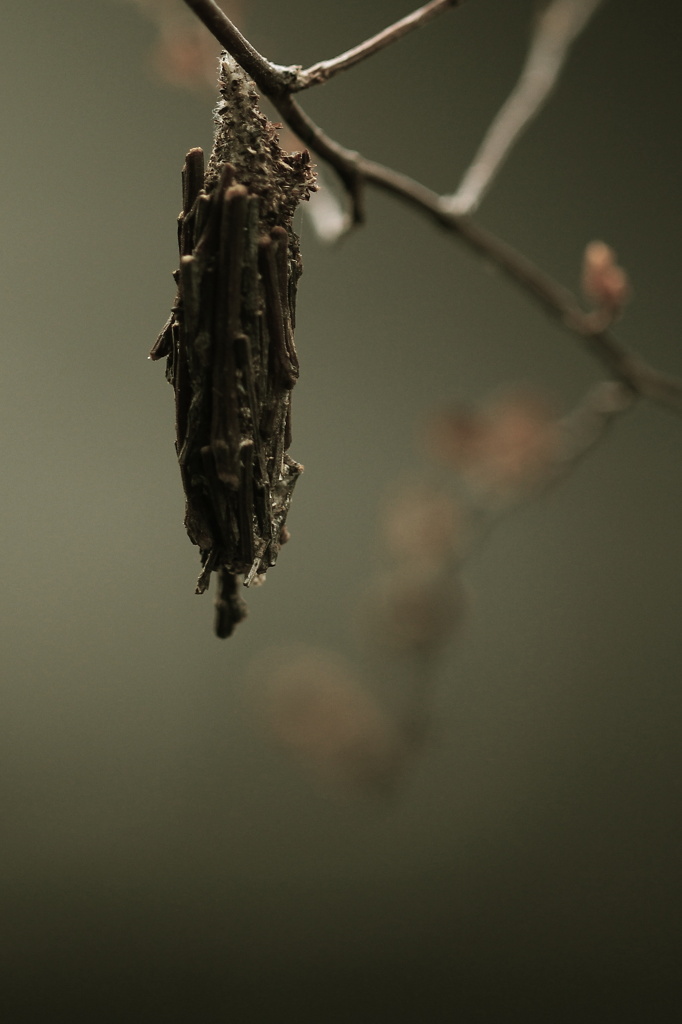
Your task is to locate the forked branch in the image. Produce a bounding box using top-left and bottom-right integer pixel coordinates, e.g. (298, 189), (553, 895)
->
(179, 0), (682, 414)
(181, 0), (464, 93)
(180, 0), (297, 93)
(295, 0), (465, 90)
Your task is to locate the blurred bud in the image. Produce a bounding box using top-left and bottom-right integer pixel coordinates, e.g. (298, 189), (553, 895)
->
(581, 240), (631, 314)
(426, 390), (560, 497)
(476, 392), (560, 493)
(366, 566), (467, 655)
(381, 487), (463, 567)
(256, 649), (405, 793)
(424, 408), (483, 469)
(126, 0), (244, 94)
(150, 30), (220, 93)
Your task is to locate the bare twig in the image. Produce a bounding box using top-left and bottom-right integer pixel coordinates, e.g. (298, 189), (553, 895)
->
(351, 164), (682, 412)
(295, 0), (464, 90)
(444, 0), (604, 214)
(179, 0), (297, 93)
(178, 0), (682, 414)
(179, 0), (464, 94)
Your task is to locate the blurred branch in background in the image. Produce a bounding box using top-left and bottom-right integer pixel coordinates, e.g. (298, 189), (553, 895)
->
(444, 0), (604, 214)
(254, 648), (408, 796)
(254, 375), (636, 796)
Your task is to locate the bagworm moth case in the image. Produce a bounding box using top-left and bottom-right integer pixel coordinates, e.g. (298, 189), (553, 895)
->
(151, 53), (317, 637)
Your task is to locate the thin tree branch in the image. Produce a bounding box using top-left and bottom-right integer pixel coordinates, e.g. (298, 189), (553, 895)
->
(180, 0), (464, 93)
(349, 160), (682, 412)
(180, 0), (297, 94)
(295, 0), (464, 90)
(444, 0), (604, 214)
(179, 0), (682, 415)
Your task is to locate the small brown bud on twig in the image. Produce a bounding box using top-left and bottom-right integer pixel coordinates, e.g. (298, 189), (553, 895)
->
(254, 648), (405, 794)
(581, 240), (631, 317)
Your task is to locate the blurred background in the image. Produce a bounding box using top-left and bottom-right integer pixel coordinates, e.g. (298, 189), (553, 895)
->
(1, 1), (681, 1020)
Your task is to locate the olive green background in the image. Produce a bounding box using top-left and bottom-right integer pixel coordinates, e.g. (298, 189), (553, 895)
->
(1, 1), (681, 1020)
